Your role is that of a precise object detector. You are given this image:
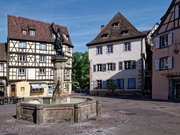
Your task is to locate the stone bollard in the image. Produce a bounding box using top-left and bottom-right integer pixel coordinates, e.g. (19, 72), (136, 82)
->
(16, 103), (22, 119)
(96, 100), (101, 116)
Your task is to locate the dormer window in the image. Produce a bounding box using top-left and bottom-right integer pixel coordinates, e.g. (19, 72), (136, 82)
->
(29, 29), (35, 36)
(101, 33), (109, 39)
(121, 30), (129, 35)
(22, 30), (27, 35)
(112, 22), (120, 28)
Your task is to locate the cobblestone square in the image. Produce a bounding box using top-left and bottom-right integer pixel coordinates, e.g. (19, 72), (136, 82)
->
(0, 96), (180, 135)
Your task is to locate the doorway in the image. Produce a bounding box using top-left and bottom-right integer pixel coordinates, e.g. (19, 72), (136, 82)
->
(0, 82), (5, 96)
(176, 83), (180, 99)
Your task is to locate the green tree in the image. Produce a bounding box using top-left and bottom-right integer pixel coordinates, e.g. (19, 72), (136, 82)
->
(72, 52), (89, 90)
(107, 80), (117, 93)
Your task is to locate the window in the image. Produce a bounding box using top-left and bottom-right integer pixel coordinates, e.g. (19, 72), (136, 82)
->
(39, 44), (47, 51)
(160, 34), (168, 47)
(97, 46), (103, 55)
(124, 61), (136, 70)
(51, 69), (54, 76)
(19, 68), (26, 76)
(97, 80), (102, 89)
(121, 30), (129, 35)
(39, 56), (46, 62)
(131, 61), (136, 69)
(159, 57), (173, 70)
(124, 42), (131, 51)
(117, 79), (124, 89)
(0, 64), (3, 71)
(107, 63), (116, 71)
(101, 33), (109, 39)
(39, 68), (46, 75)
(119, 62), (123, 70)
(19, 42), (26, 49)
(22, 30), (27, 35)
(107, 45), (113, 53)
(124, 61), (131, 69)
(48, 85), (53, 94)
(19, 55), (26, 62)
(156, 33), (173, 49)
(128, 78), (136, 89)
(21, 87), (25, 92)
(160, 57), (168, 70)
(97, 64), (102, 72)
(112, 22), (120, 28)
(29, 30), (35, 36)
(31, 84), (44, 93)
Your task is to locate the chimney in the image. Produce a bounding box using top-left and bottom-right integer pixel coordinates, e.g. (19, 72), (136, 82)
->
(101, 25), (105, 31)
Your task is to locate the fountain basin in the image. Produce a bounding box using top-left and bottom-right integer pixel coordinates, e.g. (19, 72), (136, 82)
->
(16, 96), (100, 124)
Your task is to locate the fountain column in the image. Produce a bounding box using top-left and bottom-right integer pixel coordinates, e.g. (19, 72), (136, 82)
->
(52, 55), (68, 97)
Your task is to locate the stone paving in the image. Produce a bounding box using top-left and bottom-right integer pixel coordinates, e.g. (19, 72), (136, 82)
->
(0, 96), (180, 135)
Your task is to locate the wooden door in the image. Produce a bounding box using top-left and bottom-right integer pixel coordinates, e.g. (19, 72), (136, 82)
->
(11, 84), (16, 97)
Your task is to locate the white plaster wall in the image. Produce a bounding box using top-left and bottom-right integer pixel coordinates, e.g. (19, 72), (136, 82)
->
(89, 38), (146, 90)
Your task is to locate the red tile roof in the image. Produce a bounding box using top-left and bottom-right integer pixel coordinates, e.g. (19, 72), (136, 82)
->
(0, 43), (7, 61)
(8, 15), (73, 47)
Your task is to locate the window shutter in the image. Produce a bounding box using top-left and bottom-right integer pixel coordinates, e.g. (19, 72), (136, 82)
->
(119, 62), (123, 70)
(155, 37), (160, 49)
(131, 61), (136, 69)
(168, 57), (173, 69)
(175, 5), (179, 19)
(102, 81), (107, 89)
(93, 65), (96, 72)
(93, 80), (97, 88)
(112, 63), (116, 71)
(103, 64), (106, 72)
(168, 33), (173, 46)
(155, 59), (160, 70)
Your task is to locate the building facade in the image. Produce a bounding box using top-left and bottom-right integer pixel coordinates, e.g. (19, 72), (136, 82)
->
(87, 12), (147, 93)
(6, 15), (73, 97)
(0, 43), (7, 96)
(152, 0), (180, 100)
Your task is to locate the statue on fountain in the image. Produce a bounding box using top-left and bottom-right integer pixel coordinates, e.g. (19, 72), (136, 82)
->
(49, 23), (64, 56)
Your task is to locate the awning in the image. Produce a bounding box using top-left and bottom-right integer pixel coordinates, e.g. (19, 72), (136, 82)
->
(31, 84), (42, 89)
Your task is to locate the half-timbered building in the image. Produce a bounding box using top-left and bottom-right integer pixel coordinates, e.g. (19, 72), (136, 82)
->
(152, 0), (180, 100)
(0, 43), (7, 96)
(7, 15), (73, 97)
(87, 12), (147, 94)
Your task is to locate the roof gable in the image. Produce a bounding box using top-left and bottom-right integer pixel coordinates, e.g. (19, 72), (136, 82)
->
(87, 12), (145, 46)
(153, 0), (178, 36)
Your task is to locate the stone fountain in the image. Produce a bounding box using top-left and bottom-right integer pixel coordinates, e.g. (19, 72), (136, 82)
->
(16, 23), (100, 124)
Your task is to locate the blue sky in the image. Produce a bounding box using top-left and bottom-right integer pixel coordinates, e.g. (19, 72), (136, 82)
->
(0, 0), (172, 52)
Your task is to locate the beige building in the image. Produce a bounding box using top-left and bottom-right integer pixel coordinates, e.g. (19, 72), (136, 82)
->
(152, 0), (180, 100)
(87, 12), (147, 94)
(6, 15), (73, 97)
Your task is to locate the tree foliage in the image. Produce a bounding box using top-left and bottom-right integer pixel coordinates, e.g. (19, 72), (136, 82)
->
(72, 52), (89, 89)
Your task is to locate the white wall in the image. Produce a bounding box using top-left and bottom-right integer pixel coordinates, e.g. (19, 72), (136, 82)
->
(89, 38), (146, 91)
